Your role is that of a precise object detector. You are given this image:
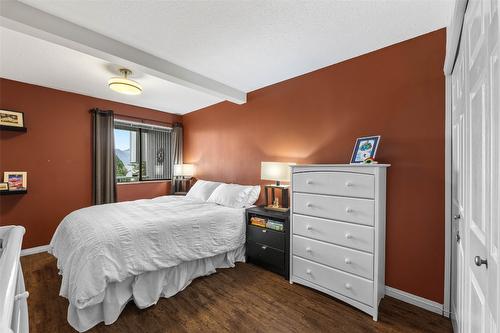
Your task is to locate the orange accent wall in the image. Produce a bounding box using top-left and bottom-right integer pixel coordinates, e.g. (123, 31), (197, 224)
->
(116, 181), (171, 202)
(184, 29), (446, 303)
(0, 79), (181, 248)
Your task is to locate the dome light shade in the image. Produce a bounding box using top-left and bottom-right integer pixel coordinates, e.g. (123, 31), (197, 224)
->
(108, 68), (142, 95)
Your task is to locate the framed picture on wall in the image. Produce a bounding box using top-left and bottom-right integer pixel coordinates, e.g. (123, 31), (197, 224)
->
(0, 110), (24, 128)
(350, 135), (381, 163)
(3, 171), (27, 191)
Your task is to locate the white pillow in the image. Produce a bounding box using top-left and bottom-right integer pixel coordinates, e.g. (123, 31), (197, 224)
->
(245, 185), (261, 207)
(185, 180), (222, 201)
(207, 183), (254, 208)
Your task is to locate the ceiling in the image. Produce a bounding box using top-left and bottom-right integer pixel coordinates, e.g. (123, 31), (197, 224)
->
(1, 0), (453, 114)
(0, 27), (223, 114)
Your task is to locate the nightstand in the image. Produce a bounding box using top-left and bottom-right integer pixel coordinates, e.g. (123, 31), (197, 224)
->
(245, 206), (290, 279)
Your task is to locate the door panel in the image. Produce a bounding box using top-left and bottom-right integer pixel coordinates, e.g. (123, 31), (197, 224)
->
(451, 43), (466, 333)
(487, 0), (499, 330)
(452, 0), (499, 331)
(463, 0), (498, 331)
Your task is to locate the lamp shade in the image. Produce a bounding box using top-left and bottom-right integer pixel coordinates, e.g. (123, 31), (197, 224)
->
(173, 164), (194, 177)
(108, 69), (142, 95)
(260, 162), (295, 182)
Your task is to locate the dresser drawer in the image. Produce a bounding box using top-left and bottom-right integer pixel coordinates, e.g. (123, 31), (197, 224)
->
(293, 235), (373, 279)
(293, 214), (374, 252)
(247, 241), (285, 275)
(247, 225), (284, 250)
(294, 193), (374, 226)
(293, 172), (374, 199)
(293, 256), (373, 306)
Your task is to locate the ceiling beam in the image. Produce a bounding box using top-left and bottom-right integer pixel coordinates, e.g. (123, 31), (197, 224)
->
(0, 0), (247, 104)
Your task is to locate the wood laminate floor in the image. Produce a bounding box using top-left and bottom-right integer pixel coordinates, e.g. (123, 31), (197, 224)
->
(21, 253), (452, 333)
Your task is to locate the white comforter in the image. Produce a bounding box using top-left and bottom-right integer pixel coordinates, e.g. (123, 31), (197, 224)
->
(50, 196), (246, 310)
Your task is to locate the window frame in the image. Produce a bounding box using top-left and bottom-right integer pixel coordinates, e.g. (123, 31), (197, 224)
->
(114, 119), (172, 183)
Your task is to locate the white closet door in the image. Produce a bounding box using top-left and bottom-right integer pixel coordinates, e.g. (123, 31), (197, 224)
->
(487, 0), (499, 331)
(463, 0), (499, 332)
(451, 35), (466, 333)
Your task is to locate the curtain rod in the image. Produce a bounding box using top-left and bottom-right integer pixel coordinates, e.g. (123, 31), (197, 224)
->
(90, 108), (180, 127)
(115, 118), (172, 131)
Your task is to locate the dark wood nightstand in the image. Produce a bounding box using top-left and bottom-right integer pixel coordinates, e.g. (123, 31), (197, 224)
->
(245, 206), (290, 279)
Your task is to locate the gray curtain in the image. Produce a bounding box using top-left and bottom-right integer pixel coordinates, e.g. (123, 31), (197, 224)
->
(170, 123), (183, 193)
(91, 108), (116, 204)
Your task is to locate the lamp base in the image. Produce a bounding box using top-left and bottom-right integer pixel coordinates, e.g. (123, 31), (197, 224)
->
(263, 205), (289, 213)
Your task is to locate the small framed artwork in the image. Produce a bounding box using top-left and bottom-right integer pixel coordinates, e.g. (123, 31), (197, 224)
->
(0, 182), (9, 191)
(3, 172), (27, 191)
(0, 110), (24, 128)
(350, 135), (381, 164)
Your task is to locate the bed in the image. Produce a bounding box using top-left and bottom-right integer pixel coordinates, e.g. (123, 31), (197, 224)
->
(49, 183), (256, 332)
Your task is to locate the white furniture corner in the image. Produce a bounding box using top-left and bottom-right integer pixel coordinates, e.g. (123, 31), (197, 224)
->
(289, 164), (389, 320)
(0, 226), (29, 333)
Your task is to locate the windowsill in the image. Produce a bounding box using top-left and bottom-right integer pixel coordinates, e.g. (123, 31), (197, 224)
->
(117, 180), (171, 185)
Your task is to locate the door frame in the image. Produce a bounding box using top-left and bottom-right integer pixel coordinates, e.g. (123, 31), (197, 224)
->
(444, 73), (452, 319)
(444, 0), (469, 321)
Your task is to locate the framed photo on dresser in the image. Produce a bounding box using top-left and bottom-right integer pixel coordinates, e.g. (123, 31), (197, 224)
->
(350, 135), (380, 163)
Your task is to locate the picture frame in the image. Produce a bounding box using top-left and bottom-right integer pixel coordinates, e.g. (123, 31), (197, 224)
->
(0, 109), (25, 128)
(0, 182), (9, 191)
(350, 135), (381, 164)
(3, 171), (27, 191)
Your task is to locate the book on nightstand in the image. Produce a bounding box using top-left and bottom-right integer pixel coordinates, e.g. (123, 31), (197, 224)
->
(266, 220), (284, 231)
(250, 216), (267, 228)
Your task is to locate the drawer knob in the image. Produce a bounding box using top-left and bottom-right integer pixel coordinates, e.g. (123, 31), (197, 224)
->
(345, 181), (353, 187)
(306, 225), (312, 231)
(306, 202), (312, 208)
(345, 283), (352, 290)
(344, 258), (351, 264)
(261, 245), (267, 250)
(345, 233), (352, 239)
(345, 207), (353, 213)
(306, 179), (313, 185)
(306, 269), (312, 274)
(306, 247), (312, 252)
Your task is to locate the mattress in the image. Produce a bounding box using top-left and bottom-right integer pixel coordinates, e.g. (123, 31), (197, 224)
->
(49, 195), (247, 327)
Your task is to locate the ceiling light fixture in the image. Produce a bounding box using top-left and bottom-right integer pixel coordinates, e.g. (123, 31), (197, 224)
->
(108, 68), (143, 95)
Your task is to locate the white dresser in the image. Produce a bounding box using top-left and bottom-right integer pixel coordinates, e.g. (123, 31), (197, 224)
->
(290, 164), (389, 320)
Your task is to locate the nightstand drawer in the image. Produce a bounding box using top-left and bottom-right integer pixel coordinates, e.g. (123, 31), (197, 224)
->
(246, 241), (285, 275)
(247, 225), (284, 250)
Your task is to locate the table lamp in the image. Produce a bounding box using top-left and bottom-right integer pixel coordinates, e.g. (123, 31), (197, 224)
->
(261, 162), (295, 211)
(173, 164), (195, 192)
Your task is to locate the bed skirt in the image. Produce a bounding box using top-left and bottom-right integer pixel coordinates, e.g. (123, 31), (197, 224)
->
(67, 245), (246, 332)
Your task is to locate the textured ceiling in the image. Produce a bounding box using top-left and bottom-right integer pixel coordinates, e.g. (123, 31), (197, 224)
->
(0, 27), (223, 114)
(2, 0), (452, 114)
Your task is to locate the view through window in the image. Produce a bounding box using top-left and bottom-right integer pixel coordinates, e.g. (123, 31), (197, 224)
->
(114, 121), (171, 183)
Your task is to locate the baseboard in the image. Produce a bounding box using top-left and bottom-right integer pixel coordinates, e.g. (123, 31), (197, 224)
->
(385, 286), (444, 315)
(20, 244), (50, 256)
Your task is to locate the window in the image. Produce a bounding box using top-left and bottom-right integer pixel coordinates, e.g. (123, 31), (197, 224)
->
(114, 120), (172, 183)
